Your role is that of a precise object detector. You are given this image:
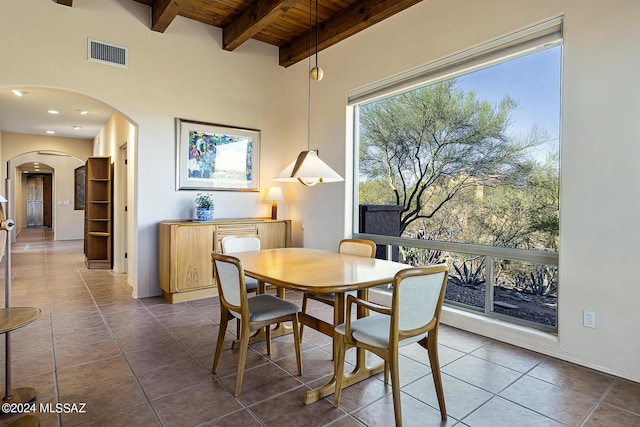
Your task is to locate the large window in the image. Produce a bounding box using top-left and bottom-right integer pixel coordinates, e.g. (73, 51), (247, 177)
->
(351, 20), (562, 331)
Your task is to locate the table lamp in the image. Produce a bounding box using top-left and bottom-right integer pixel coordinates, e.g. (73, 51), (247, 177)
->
(265, 187), (284, 220)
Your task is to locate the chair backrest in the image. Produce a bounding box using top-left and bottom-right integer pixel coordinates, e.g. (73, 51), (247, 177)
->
(392, 264), (449, 333)
(211, 252), (247, 314)
(221, 234), (261, 254)
(338, 239), (376, 258)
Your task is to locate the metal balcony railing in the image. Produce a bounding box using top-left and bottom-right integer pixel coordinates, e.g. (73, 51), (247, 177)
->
(353, 233), (559, 333)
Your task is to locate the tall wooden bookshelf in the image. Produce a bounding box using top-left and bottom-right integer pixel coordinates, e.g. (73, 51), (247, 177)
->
(84, 156), (112, 269)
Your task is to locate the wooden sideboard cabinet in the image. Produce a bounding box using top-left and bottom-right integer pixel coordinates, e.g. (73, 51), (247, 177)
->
(158, 218), (291, 303)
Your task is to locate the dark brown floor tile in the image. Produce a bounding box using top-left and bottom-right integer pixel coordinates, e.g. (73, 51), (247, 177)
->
(151, 381), (243, 427)
(97, 300), (145, 315)
(124, 341), (193, 375)
(463, 396), (563, 426)
(528, 358), (615, 398)
(54, 326), (114, 350)
(200, 408), (263, 426)
(351, 392), (455, 427)
(208, 337), (271, 378)
(603, 378), (640, 414)
(404, 372), (492, 420)
(74, 403), (161, 426)
(180, 329), (218, 358)
(438, 325), (490, 353)
(499, 375), (599, 425)
(167, 322), (218, 341)
(155, 310), (213, 330)
(442, 355), (523, 393)
(9, 352), (55, 381)
(146, 301), (194, 316)
(115, 329), (177, 354)
(57, 355), (132, 394)
(59, 376), (147, 425)
(277, 347), (334, 383)
(219, 362), (304, 406)
(53, 314), (106, 334)
(328, 375), (389, 413)
(249, 386), (346, 426)
(137, 357), (213, 400)
(470, 340), (546, 373)
(583, 402), (640, 426)
(322, 415), (368, 426)
(54, 339), (121, 368)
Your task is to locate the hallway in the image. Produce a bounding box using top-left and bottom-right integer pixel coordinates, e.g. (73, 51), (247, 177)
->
(0, 228), (638, 426)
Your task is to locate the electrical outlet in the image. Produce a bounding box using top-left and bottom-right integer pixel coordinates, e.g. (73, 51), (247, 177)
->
(583, 310), (596, 328)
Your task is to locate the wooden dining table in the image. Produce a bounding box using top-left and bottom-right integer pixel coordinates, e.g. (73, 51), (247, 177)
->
(232, 247), (410, 404)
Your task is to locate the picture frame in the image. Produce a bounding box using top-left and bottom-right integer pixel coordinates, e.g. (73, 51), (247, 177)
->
(176, 118), (260, 191)
(74, 165), (86, 210)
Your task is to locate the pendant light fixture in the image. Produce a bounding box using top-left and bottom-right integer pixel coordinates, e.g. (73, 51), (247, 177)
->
(274, 0), (344, 187)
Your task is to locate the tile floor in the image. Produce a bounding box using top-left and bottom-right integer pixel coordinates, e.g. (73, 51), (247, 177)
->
(0, 228), (638, 426)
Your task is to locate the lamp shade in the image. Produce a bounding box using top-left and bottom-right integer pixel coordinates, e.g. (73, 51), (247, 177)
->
(265, 186), (284, 202)
(274, 151), (344, 187)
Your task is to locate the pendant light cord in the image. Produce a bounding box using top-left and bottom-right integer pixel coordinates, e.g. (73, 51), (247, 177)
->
(307, 0), (312, 151)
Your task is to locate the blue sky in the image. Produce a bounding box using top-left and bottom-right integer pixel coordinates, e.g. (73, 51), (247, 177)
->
(454, 46), (562, 160)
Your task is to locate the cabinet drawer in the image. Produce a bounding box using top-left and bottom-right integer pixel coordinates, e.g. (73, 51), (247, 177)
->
(214, 223), (257, 252)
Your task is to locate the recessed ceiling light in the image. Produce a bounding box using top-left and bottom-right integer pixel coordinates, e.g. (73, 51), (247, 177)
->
(23, 171), (28, 174)
(33, 162), (40, 165)
(76, 109), (90, 115)
(47, 109), (59, 114)
(12, 90), (27, 97)
(46, 130), (55, 134)
(71, 125), (82, 130)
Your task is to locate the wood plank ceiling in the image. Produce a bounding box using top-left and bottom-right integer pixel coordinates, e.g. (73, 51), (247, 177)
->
(54, 0), (424, 67)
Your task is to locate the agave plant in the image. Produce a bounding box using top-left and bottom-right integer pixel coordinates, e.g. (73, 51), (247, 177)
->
(448, 258), (486, 288)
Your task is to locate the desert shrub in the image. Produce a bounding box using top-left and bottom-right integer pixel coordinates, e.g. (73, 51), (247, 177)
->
(448, 257), (485, 288)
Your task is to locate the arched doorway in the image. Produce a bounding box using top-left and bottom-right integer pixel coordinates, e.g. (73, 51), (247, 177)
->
(0, 87), (137, 279)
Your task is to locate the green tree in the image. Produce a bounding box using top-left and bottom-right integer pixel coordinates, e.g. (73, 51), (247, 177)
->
(359, 79), (546, 235)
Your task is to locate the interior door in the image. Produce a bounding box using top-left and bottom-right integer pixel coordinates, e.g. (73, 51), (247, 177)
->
(27, 176), (44, 227)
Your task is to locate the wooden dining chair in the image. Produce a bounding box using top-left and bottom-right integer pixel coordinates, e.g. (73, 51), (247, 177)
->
(221, 234), (262, 293)
(300, 238), (376, 340)
(333, 264), (449, 426)
(211, 252), (303, 396)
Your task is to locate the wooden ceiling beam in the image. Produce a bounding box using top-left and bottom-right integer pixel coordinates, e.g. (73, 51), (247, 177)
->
(54, 0), (73, 6)
(151, 0), (184, 33)
(279, 0), (423, 67)
(223, 0), (301, 51)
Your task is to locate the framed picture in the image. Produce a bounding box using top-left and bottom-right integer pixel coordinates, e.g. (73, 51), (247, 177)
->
(176, 118), (260, 191)
(74, 165), (85, 210)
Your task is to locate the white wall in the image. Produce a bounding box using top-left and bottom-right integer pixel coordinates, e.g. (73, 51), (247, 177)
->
(279, 0), (640, 381)
(93, 112), (136, 277)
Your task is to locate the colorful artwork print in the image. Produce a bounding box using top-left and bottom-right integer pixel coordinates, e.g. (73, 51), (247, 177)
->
(188, 131), (254, 182)
(176, 119), (260, 191)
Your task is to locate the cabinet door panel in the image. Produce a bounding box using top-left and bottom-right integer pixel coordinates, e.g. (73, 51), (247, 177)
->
(257, 222), (287, 249)
(175, 225), (215, 292)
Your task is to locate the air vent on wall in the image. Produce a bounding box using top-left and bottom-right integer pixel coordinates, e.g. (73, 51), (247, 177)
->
(87, 38), (128, 68)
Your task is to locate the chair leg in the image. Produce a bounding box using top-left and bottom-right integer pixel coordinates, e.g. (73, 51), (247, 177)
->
(234, 321), (251, 396)
(390, 352), (403, 427)
(212, 310), (229, 374)
(291, 314), (303, 375)
(333, 336), (346, 407)
(265, 323), (272, 355)
(384, 361), (389, 384)
(425, 333), (447, 420)
(300, 293), (308, 340)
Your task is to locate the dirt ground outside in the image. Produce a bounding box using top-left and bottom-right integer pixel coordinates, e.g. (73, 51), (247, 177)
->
(444, 282), (557, 327)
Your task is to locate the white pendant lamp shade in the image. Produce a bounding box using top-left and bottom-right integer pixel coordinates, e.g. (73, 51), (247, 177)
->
(274, 150), (343, 186)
